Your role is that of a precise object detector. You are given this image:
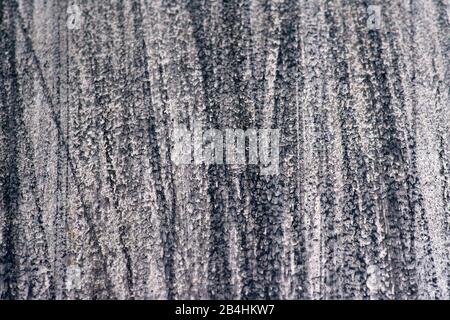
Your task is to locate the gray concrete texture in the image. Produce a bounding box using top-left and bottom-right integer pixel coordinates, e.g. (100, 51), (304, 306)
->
(0, 0), (449, 299)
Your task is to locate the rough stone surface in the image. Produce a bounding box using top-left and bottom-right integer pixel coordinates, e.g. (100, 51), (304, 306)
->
(0, 0), (449, 299)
